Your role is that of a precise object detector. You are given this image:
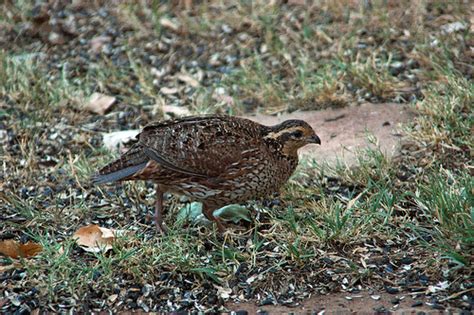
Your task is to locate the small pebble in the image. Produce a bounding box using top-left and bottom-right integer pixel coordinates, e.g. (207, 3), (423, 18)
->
(419, 274), (429, 285)
(391, 297), (400, 304)
(430, 304), (445, 310)
(412, 301), (423, 307)
(92, 270), (102, 281)
(207, 295), (217, 304)
(400, 257), (414, 264)
(259, 298), (274, 306)
(385, 286), (399, 294)
(321, 257), (334, 265)
(373, 305), (387, 313)
(159, 273), (170, 281)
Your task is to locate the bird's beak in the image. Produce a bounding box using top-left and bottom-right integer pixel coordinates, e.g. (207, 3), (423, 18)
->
(308, 134), (321, 145)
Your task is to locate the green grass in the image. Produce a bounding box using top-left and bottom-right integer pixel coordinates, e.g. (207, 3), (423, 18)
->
(0, 0), (472, 312)
(411, 171), (473, 266)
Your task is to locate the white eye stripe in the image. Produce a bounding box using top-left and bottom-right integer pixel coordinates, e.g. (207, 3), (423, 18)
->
(264, 127), (306, 140)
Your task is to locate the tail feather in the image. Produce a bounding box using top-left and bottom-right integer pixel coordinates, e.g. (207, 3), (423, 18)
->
(92, 145), (149, 184)
(92, 162), (148, 184)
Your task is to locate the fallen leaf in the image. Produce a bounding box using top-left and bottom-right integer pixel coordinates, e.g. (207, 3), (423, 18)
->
(0, 240), (43, 259)
(177, 202), (205, 224)
(73, 224), (122, 253)
(85, 93), (116, 115)
(214, 205), (251, 223)
(177, 203), (251, 225)
(176, 73), (200, 88)
(162, 104), (191, 117)
(102, 129), (140, 152)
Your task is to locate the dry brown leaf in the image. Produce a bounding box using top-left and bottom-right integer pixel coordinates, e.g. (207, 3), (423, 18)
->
(85, 92), (116, 115)
(162, 105), (191, 117)
(0, 240), (43, 259)
(73, 224), (121, 253)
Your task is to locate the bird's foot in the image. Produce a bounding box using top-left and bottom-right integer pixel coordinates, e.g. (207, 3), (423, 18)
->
(155, 219), (168, 235)
(214, 218), (227, 234)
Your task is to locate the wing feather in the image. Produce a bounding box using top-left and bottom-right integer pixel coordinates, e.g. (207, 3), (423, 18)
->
(138, 116), (266, 177)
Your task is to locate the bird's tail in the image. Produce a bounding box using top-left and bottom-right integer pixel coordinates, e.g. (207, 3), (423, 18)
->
(91, 145), (149, 184)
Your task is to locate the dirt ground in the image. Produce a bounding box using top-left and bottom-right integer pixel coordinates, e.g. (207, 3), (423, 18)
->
(226, 291), (456, 314)
(246, 102), (415, 166)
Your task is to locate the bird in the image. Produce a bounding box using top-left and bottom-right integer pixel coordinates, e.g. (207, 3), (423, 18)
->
(92, 115), (320, 233)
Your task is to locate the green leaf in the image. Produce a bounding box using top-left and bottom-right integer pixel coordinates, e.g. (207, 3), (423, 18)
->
(176, 202), (203, 223)
(190, 267), (221, 283)
(213, 204), (251, 223)
(177, 203), (251, 224)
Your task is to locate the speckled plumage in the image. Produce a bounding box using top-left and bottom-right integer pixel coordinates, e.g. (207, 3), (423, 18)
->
(92, 115), (320, 233)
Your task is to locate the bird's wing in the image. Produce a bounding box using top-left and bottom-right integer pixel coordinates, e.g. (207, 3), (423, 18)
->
(138, 116), (266, 178)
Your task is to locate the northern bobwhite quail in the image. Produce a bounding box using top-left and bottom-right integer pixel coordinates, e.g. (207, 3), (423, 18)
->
(92, 115), (320, 233)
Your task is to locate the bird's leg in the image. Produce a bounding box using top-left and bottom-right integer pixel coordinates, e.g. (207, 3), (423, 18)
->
(154, 185), (167, 234)
(202, 204), (227, 233)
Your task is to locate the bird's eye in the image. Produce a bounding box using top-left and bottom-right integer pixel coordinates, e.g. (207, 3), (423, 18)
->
(292, 130), (303, 138)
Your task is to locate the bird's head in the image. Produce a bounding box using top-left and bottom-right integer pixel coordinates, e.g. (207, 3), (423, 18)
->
(265, 119), (321, 156)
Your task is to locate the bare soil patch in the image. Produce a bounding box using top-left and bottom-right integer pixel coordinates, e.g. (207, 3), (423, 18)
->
(247, 103), (414, 166)
(226, 290), (459, 314)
